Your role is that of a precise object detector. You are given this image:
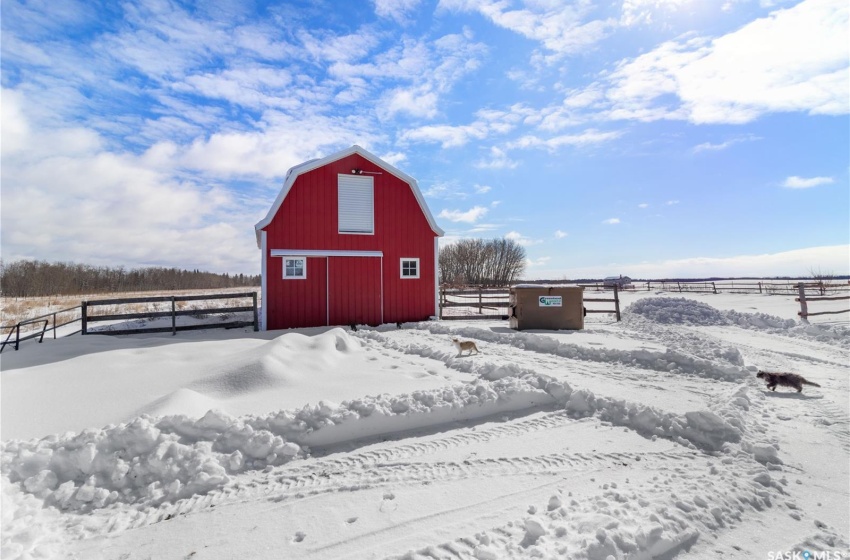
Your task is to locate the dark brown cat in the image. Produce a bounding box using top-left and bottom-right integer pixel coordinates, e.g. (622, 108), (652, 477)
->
(757, 370), (821, 393)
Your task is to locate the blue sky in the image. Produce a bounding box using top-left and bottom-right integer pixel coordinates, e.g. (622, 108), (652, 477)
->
(2, 0), (848, 279)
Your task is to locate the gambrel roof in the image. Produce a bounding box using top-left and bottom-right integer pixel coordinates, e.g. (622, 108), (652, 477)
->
(255, 145), (444, 247)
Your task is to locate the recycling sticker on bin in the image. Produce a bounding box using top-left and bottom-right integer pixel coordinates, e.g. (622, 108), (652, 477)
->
(538, 296), (562, 307)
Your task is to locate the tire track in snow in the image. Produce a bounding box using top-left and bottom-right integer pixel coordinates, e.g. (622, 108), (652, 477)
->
(123, 447), (698, 534)
(89, 410), (576, 533)
(364, 324), (745, 385)
(360, 328), (728, 413)
(87, 409), (696, 535)
(717, 332), (850, 453)
(699, 326), (849, 369)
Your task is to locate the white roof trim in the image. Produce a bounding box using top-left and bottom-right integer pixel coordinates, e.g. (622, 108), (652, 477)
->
(271, 249), (383, 258)
(255, 145), (444, 247)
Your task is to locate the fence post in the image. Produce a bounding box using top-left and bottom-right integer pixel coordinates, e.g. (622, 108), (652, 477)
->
(252, 292), (259, 331)
(53, 312), (57, 339)
(81, 302), (88, 335)
(797, 284), (809, 323)
(712, 282), (717, 294)
(15, 325), (20, 351)
(677, 282), (682, 292)
(647, 281), (651, 291)
(614, 285), (621, 322)
(171, 296), (176, 336)
(478, 287), (483, 314)
(758, 282), (762, 294)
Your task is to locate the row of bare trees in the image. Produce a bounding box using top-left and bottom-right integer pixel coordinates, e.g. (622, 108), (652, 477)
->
(439, 238), (526, 287)
(0, 260), (260, 298)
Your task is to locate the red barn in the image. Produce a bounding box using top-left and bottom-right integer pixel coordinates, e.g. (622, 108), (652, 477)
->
(255, 145), (444, 330)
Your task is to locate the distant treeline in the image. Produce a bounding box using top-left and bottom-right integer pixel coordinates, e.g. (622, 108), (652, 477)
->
(0, 260), (260, 298)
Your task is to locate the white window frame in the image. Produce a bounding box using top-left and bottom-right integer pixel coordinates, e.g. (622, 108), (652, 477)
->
(338, 174), (374, 235)
(400, 258), (420, 279)
(283, 256), (307, 280)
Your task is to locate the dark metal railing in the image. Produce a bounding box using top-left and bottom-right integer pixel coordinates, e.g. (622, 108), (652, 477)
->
(1, 306), (82, 353)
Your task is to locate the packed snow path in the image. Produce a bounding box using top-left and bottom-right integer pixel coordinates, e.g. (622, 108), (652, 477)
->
(1, 295), (848, 559)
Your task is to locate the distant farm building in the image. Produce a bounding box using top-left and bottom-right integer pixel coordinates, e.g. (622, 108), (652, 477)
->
(255, 145), (444, 330)
(603, 275), (632, 288)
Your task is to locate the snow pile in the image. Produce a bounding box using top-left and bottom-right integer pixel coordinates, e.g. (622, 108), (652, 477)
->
(724, 309), (797, 329)
(191, 327), (363, 397)
(1, 376), (558, 514)
(563, 385), (744, 452)
(792, 322), (850, 349)
(626, 297), (732, 326)
(1, 412), (302, 514)
(1, 482), (66, 559)
(625, 297), (850, 344)
(254, 375), (560, 448)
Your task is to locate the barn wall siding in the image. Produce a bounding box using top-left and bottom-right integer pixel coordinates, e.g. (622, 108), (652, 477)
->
(262, 153), (438, 329)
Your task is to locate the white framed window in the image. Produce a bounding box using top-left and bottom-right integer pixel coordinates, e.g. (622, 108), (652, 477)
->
(338, 174), (374, 234)
(400, 258), (419, 279)
(284, 257), (306, 279)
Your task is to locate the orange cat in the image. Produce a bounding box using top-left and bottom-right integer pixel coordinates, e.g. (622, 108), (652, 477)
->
(452, 337), (479, 356)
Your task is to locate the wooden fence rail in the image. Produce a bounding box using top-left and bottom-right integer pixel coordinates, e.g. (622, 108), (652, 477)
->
(583, 285), (621, 321)
(439, 286), (621, 321)
(796, 284), (850, 322)
(82, 292), (259, 336)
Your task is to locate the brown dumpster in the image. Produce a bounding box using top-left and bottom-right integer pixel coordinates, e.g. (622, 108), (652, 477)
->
(508, 285), (584, 330)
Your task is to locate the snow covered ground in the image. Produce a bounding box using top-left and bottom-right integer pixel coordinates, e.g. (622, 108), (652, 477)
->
(1, 291), (848, 559)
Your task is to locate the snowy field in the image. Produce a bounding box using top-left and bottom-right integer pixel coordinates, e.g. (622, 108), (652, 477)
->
(1, 290), (848, 559)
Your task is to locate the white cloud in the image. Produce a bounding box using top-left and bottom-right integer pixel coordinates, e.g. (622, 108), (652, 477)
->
(602, 218), (621, 224)
(373, 0), (423, 23)
(438, 0), (615, 56)
(603, 0), (850, 124)
(665, 200), (679, 205)
(620, 0), (690, 26)
(555, 230), (568, 238)
(173, 110), (383, 179)
(618, 245), (850, 278)
(527, 256), (552, 267)
(474, 184), (491, 194)
(357, 32), (486, 119)
(0, 89), (261, 274)
(401, 123), (489, 148)
(475, 146), (519, 169)
(175, 66), (300, 110)
(423, 180), (468, 199)
(532, 245), (850, 280)
(379, 151), (408, 166)
(692, 134), (761, 153)
(468, 223), (500, 233)
(505, 231), (542, 247)
(380, 86), (440, 119)
(401, 105), (527, 149)
(507, 129), (623, 151)
(638, 203), (649, 209)
(439, 206), (489, 223)
(782, 176), (835, 189)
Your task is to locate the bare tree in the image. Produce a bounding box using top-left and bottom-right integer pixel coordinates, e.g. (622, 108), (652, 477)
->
(439, 238), (526, 287)
(809, 266), (837, 296)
